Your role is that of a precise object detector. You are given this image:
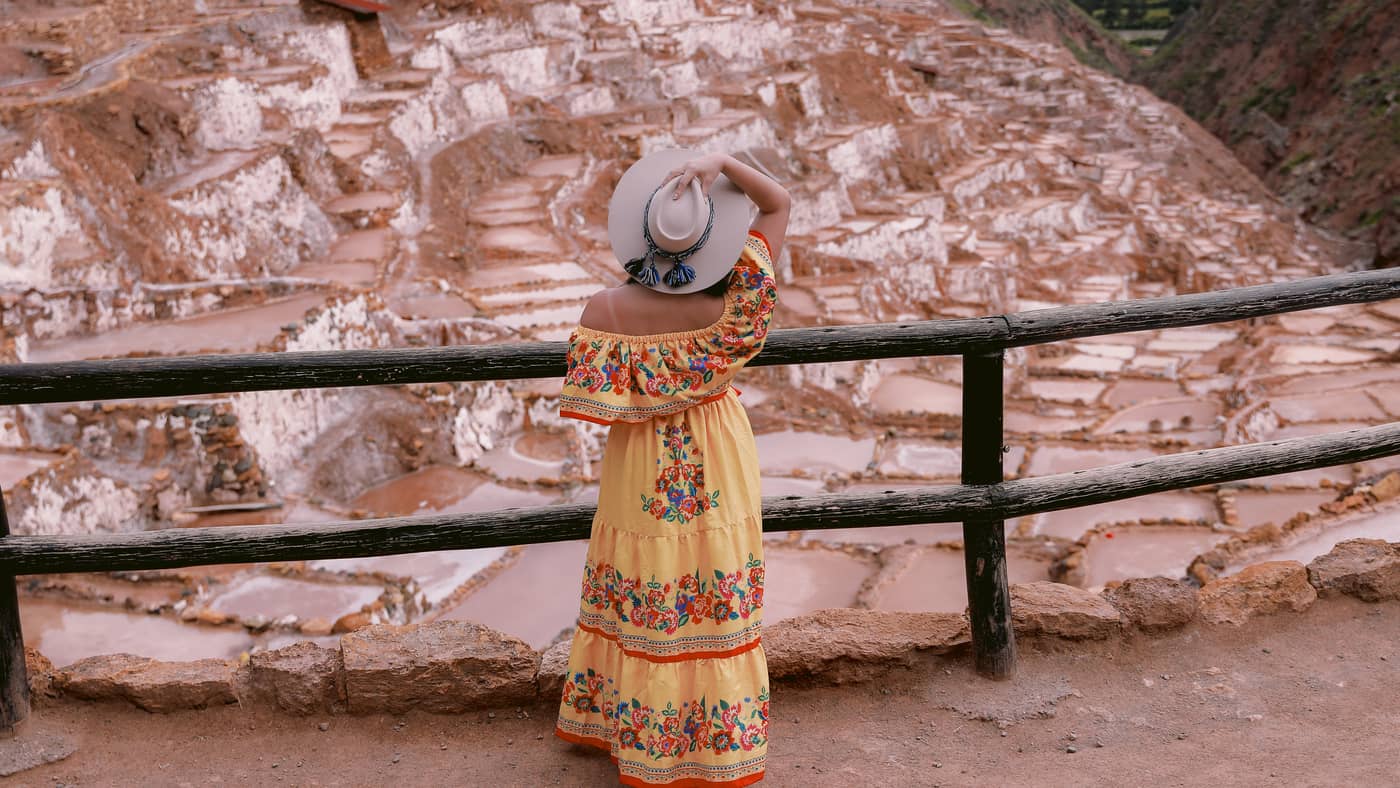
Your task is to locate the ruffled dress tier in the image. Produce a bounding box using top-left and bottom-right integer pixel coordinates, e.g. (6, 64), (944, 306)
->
(554, 231), (778, 787)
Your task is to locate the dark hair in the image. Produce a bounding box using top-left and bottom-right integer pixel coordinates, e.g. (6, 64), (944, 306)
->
(627, 271), (731, 297)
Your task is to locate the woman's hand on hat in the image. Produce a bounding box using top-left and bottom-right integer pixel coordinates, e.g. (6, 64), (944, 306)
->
(663, 153), (729, 200)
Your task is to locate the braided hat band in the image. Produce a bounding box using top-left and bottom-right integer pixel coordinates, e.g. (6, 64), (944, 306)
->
(623, 184), (716, 288)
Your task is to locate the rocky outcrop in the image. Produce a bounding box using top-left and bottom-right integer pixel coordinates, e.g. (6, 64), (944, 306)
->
(537, 638), (572, 702)
(1307, 539), (1400, 603)
(1197, 561), (1317, 625)
(764, 608), (969, 684)
(57, 654), (238, 712)
(25, 647), (56, 702)
(248, 641), (345, 715)
(1011, 581), (1122, 639)
(1103, 576), (1198, 634)
(340, 620), (538, 713)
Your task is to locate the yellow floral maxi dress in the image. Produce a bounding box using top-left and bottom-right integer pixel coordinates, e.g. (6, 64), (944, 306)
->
(554, 231), (778, 787)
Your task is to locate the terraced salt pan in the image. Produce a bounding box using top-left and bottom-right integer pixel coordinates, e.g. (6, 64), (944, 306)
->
(328, 228), (392, 262)
(474, 432), (570, 483)
(206, 574), (386, 622)
(875, 440), (1025, 479)
(20, 599), (252, 667)
(1243, 508), (1400, 569)
(1270, 345), (1379, 365)
(326, 191), (399, 214)
(1028, 491), (1218, 539)
(761, 476), (827, 498)
(871, 375), (961, 417)
(1094, 398), (1222, 435)
(870, 548), (1050, 613)
(1024, 446), (1161, 477)
(1023, 379), (1106, 405)
(469, 261), (594, 289)
(478, 225), (563, 255)
(436, 539), (588, 649)
(24, 293), (328, 362)
(1080, 525), (1224, 588)
(1267, 391), (1387, 424)
(492, 304), (584, 330)
(762, 545), (874, 623)
(1033, 354), (1125, 375)
(350, 465), (486, 516)
(1243, 466), (1354, 489)
(1265, 368), (1400, 396)
(524, 154), (586, 178)
(0, 451), (62, 488)
(158, 149), (261, 195)
(1230, 489), (1339, 529)
(389, 293), (474, 319)
(476, 283), (600, 306)
(755, 431), (877, 476)
(313, 478), (556, 607)
(289, 261), (377, 285)
(1102, 379), (1185, 407)
(1003, 411), (1099, 434)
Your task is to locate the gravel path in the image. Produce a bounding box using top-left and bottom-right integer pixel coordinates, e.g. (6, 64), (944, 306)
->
(8, 596), (1400, 786)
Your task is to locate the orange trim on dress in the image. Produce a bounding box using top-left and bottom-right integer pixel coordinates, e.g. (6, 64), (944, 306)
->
(560, 388), (739, 426)
(553, 729), (766, 787)
(555, 727), (614, 753)
(747, 230), (772, 259)
(621, 771), (767, 788)
(576, 622), (762, 663)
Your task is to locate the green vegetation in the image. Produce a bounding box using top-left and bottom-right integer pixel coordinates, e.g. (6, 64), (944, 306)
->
(1241, 83), (1297, 120)
(1279, 151), (1312, 174)
(1071, 0), (1198, 29)
(1061, 36), (1115, 74)
(947, 0), (1001, 26)
(1346, 64), (1400, 143)
(1358, 207), (1385, 228)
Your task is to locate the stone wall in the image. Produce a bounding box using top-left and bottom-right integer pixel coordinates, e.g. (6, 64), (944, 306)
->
(26, 539), (1400, 716)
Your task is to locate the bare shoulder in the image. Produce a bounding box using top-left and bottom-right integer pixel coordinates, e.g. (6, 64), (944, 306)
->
(578, 286), (627, 332)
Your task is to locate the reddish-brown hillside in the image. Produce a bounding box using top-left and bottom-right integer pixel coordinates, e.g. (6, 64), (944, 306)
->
(1134, 0), (1400, 267)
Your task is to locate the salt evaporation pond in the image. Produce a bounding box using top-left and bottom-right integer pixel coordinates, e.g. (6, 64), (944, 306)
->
(1230, 509), (1400, 571)
(20, 599), (253, 667)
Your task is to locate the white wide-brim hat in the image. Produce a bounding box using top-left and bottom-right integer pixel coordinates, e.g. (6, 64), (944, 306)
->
(607, 149), (753, 295)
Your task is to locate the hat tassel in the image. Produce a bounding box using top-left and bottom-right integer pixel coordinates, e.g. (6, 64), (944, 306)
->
(663, 260), (696, 288)
(625, 251), (661, 287)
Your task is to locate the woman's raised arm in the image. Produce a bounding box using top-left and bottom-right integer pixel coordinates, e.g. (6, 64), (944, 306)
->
(663, 153), (791, 260)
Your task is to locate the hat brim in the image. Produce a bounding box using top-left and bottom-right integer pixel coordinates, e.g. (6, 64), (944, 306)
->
(608, 149), (753, 295)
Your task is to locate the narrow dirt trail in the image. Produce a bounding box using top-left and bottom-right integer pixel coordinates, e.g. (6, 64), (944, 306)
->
(9, 596), (1399, 786)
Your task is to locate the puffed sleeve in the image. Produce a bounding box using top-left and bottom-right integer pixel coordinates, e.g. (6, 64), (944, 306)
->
(713, 231), (780, 365)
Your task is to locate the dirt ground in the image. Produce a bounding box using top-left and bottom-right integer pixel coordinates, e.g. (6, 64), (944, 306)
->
(6, 596), (1400, 787)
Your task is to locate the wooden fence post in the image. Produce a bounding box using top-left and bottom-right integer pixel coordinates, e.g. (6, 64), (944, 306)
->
(961, 350), (1017, 680)
(0, 487), (30, 729)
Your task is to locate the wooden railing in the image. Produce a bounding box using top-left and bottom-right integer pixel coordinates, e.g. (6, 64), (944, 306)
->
(1, 266), (1398, 727)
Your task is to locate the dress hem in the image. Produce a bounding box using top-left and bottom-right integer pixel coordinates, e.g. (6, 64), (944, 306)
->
(554, 728), (766, 787)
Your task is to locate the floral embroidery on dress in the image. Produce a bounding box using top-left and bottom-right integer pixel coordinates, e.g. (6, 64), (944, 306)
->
(559, 233), (778, 425)
(641, 424), (721, 523)
(581, 553), (764, 634)
(562, 669), (770, 762)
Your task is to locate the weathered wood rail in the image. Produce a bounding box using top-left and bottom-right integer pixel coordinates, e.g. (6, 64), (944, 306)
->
(0, 265), (1398, 727)
(0, 267), (1395, 405)
(2, 423), (1396, 575)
